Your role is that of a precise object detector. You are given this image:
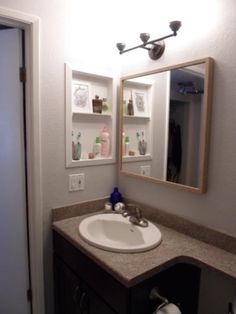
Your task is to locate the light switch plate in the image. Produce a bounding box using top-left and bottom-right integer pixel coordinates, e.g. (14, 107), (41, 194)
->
(140, 165), (151, 176)
(69, 173), (85, 191)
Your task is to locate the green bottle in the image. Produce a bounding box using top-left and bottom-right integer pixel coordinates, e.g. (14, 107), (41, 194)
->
(93, 136), (101, 158)
(125, 136), (130, 155)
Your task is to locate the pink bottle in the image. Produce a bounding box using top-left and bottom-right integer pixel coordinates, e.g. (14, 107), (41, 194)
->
(100, 126), (110, 157)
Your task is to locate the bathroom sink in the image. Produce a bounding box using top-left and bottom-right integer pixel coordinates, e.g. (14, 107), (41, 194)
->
(78, 213), (162, 253)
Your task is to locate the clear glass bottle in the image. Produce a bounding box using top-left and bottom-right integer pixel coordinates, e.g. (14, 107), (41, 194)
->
(127, 92), (134, 115)
(127, 98), (134, 116)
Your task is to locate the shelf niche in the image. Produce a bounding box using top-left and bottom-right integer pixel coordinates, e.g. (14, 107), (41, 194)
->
(122, 78), (153, 164)
(65, 63), (116, 168)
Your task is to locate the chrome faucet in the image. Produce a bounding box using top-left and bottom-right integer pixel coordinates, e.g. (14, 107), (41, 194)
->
(121, 204), (149, 227)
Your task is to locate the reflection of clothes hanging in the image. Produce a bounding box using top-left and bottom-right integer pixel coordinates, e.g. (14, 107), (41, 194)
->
(167, 120), (182, 182)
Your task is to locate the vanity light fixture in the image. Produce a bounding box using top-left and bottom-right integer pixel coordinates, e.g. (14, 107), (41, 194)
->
(116, 21), (181, 60)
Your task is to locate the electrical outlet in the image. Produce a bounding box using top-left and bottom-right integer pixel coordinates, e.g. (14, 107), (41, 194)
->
(140, 165), (151, 176)
(69, 173), (85, 191)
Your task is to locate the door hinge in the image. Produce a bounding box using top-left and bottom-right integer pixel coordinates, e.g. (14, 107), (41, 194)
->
(20, 67), (26, 83)
(27, 288), (32, 302)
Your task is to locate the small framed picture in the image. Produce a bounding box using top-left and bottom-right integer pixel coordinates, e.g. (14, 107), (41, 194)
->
(133, 90), (148, 116)
(72, 81), (92, 113)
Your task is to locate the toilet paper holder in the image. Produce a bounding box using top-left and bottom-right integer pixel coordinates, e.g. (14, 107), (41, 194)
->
(149, 287), (179, 311)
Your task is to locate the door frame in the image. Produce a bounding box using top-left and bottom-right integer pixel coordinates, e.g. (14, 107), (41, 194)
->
(0, 7), (44, 314)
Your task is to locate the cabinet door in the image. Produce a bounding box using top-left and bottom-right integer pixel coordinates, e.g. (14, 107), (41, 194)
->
(54, 256), (88, 314)
(54, 256), (116, 314)
(88, 289), (116, 314)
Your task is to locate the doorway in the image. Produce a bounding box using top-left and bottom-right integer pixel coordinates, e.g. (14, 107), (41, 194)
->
(0, 7), (44, 314)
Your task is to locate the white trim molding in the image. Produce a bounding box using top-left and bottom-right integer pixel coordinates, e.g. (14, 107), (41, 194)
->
(0, 7), (44, 314)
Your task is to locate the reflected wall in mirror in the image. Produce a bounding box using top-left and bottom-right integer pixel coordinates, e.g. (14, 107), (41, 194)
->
(119, 58), (214, 193)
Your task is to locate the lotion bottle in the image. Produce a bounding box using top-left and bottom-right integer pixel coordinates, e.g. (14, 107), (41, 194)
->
(100, 126), (110, 157)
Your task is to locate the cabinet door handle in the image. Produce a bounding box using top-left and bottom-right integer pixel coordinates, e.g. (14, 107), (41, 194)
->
(80, 291), (89, 311)
(73, 285), (81, 305)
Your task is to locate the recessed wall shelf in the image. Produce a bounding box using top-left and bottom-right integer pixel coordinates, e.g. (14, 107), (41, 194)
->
(123, 115), (150, 120)
(73, 112), (112, 117)
(121, 78), (153, 164)
(71, 157), (114, 167)
(123, 154), (152, 163)
(65, 63), (116, 168)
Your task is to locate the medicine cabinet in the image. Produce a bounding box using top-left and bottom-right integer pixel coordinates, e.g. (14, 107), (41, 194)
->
(65, 63), (116, 168)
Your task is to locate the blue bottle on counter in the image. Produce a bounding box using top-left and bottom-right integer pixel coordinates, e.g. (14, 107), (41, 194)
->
(110, 187), (122, 209)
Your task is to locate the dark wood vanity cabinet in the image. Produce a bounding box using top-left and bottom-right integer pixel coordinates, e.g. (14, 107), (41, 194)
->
(54, 256), (115, 314)
(53, 231), (201, 314)
(53, 231), (125, 314)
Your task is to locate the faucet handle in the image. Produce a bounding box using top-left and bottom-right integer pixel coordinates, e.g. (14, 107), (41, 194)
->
(127, 203), (140, 212)
(122, 203), (136, 217)
(134, 206), (142, 219)
(126, 203), (136, 210)
(127, 204), (142, 218)
(122, 204), (149, 227)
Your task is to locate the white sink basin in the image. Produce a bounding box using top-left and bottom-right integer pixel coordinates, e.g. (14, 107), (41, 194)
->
(78, 213), (162, 253)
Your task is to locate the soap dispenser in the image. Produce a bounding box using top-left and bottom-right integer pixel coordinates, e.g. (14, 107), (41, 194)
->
(110, 187), (122, 210)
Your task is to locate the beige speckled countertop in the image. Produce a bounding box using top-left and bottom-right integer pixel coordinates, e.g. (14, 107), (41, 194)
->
(52, 212), (236, 288)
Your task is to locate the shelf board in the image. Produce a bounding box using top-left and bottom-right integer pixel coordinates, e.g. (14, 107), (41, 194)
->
(73, 111), (112, 117)
(68, 156), (115, 167)
(123, 115), (150, 120)
(122, 154), (152, 163)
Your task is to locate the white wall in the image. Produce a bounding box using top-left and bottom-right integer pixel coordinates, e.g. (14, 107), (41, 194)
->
(118, 0), (236, 238)
(0, 0), (236, 313)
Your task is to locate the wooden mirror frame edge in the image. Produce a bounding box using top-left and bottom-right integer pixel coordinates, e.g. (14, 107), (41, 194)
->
(118, 57), (214, 194)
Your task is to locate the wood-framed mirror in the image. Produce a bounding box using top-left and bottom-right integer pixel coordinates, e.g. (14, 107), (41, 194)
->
(119, 58), (214, 193)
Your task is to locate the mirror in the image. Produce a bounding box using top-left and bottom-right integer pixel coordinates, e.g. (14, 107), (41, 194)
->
(119, 58), (214, 193)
